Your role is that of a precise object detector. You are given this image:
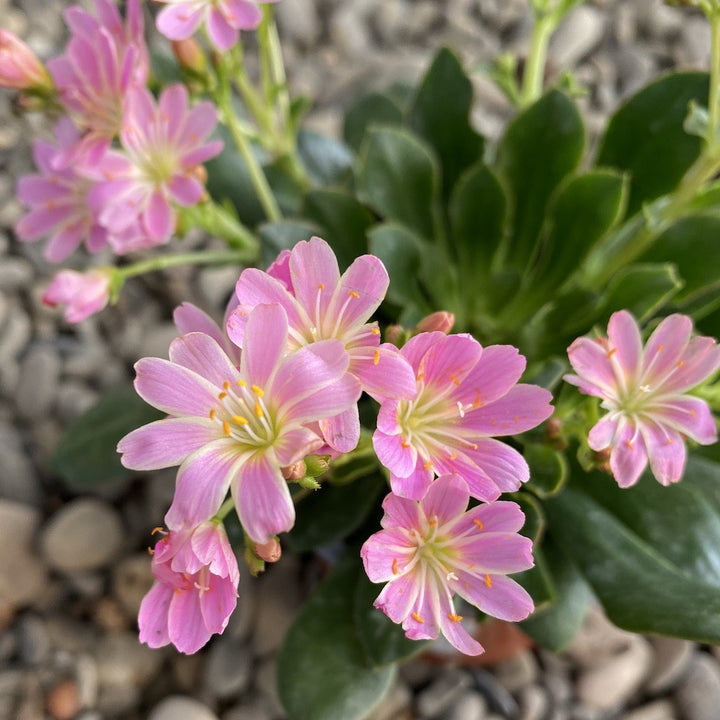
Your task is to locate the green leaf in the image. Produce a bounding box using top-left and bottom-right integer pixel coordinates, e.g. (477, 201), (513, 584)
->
(496, 89), (585, 270)
(530, 170), (627, 295)
(354, 570), (427, 666)
(596, 72), (709, 216)
(408, 47), (484, 199)
(302, 190), (375, 270)
(641, 214), (720, 303)
(278, 552), (395, 720)
(258, 220), (322, 266)
(343, 92), (404, 152)
(525, 444), (568, 498)
(358, 127), (440, 240)
(449, 163), (507, 296)
(543, 458), (720, 642)
(287, 475), (386, 553)
(598, 263), (682, 323)
(520, 534), (592, 652)
(298, 130), (354, 187)
(52, 386), (164, 488)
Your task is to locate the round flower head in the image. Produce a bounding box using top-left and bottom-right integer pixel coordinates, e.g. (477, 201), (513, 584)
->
(228, 237), (417, 453)
(565, 310), (720, 487)
(361, 474), (534, 656)
(373, 331), (554, 501)
(118, 303), (360, 543)
(0, 29), (52, 91)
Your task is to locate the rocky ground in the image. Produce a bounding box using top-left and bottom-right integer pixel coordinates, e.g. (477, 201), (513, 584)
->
(1, 0), (720, 718)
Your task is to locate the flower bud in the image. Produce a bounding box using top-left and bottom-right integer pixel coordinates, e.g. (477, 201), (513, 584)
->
(304, 454), (330, 478)
(42, 269), (112, 323)
(254, 537), (281, 563)
(0, 30), (52, 92)
(385, 324), (405, 347)
(415, 311), (455, 334)
(244, 545), (266, 577)
(171, 38), (207, 76)
(282, 460), (306, 481)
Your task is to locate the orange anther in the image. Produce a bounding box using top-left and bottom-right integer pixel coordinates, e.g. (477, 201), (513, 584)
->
(373, 349), (380, 365)
(484, 574), (492, 588)
(392, 558), (399, 575)
(222, 421), (231, 436)
(606, 347), (617, 359)
(473, 519), (483, 530)
(411, 612), (425, 624)
(348, 290), (360, 298)
(448, 612), (463, 622)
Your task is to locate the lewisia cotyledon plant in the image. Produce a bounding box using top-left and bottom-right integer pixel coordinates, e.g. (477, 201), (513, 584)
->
(361, 474), (534, 655)
(565, 310), (720, 487)
(373, 331), (554, 501)
(42, 268), (111, 323)
(118, 303), (360, 543)
(228, 237), (417, 453)
(139, 521), (239, 654)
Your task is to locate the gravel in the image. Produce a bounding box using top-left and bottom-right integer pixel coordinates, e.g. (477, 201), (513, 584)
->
(1, 1), (718, 719)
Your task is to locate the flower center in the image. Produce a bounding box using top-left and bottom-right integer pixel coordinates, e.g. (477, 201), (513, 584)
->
(209, 379), (276, 448)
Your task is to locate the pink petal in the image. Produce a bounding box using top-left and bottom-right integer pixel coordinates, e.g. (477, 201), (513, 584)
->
(156, 4), (204, 40)
(402, 579), (441, 642)
(165, 440), (243, 529)
(159, 84), (188, 142)
(207, 6), (239, 50)
(138, 582), (172, 648)
(380, 492), (423, 532)
(642, 314), (693, 385)
(320, 405), (361, 453)
(607, 310), (643, 382)
(168, 174), (204, 206)
(665, 337), (720, 394)
(240, 303), (288, 388)
(174, 302), (225, 347)
(452, 572), (534, 622)
(400, 331), (447, 373)
(422, 334), (483, 392)
(168, 587), (210, 653)
(609, 419), (648, 488)
(133, 356), (222, 417)
(463, 384), (554, 436)
(169, 332), (239, 388)
(231, 452), (295, 543)
(200, 575), (238, 634)
(654, 396), (717, 444)
(351, 343), (418, 401)
(437, 608), (484, 656)
(566, 337), (617, 398)
(455, 345), (527, 408)
(144, 190), (175, 241)
(181, 100), (218, 145)
(373, 430), (418, 479)
(389, 460), (434, 501)
(15, 205), (75, 240)
(234, 269), (307, 334)
(421, 474), (469, 526)
(289, 237), (340, 320)
(640, 422), (687, 486)
(588, 414), (619, 451)
(376, 400), (401, 435)
(373, 570), (420, 625)
(44, 224), (86, 263)
(179, 139), (224, 167)
(457, 500), (528, 535)
(464, 439), (530, 495)
(191, 524), (239, 582)
(273, 426), (324, 466)
(328, 254), (389, 331)
(461, 534), (534, 574)
(223, 0), (262, 29)
(118, 417), (220, 470)
(433, 448), (502, 502)
(361, 528), (416, 583)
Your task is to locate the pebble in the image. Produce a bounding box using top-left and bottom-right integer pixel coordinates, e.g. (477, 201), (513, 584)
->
(0, 421), (42, 506)
(276, 0), (320, 48)
(203, 636), (252, 700)
(148, 695), (220, 720)
(621, 699), (677, 720)
(15, 343), (61, 420)
(447, 690), (486, 720)
(416, 668), (471, 719)
(40, 498), (124, 573)
(644, 637), (695, 694)
(674, 653), (720, 720)
(0, 256), (33, 292)
(493, 649), (539, 693)
(550, 6), (607, 69)
(16, 614), (51, 665)
(517, 684), (550, 720)
(366, 681), (413, 720)
(46, 677), (81, 720)
(111, 553), (155, 620)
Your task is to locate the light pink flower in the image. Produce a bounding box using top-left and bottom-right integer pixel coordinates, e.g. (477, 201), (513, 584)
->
(15, 118), (133, 261)
(173, 299), (242, 366)
(47, 0), (148, 162)
(42, 268), (111, 323)
(373, 331), (554, 501)
(361, 474), (534, 656)
(156, 0), (280, 51)
(565, 310), (720, 487)
(0, 29), (52, 91)
(90, 84), (222, 246)
(228, 237), (417, 453)
(139, 521), (239, 654)
(118, 303), (360, 543)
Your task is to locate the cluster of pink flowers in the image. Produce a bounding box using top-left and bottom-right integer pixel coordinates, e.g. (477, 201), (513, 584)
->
(120, 237), (552, 655)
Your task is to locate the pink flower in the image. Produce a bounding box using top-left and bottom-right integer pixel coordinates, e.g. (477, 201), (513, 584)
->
(0, 29), (52, 91)
(373, 332), (554, 501)
(361, 474), (534, 656)
(228, 237), (417, 452)
(139, 521), (239, 654)
(42, 268), (111, 323)
(173, 299), (242, 366)
(15, 118), (131, 261)
(155, 0), (280, 51)
(118, 303), (360, 543)
(565, 310), (720, 487)
(90, 84), (222, 246)
(47, 0), (148, 161)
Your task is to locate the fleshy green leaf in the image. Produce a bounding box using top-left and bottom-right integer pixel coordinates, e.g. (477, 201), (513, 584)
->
(52, 387), (164, 488)
(596, 72), (709, 216)
(543, 458), (720, 642)
(278, 552), (395, 720)
(408, 47), (484, 199)
(302, 190), (375, 270)
(298, 130), (354, 187)
(343, 92), (404, 152)
(496, 89), (585, 271)
(525, 444), (568, 498)
(358, 127), (440, 241)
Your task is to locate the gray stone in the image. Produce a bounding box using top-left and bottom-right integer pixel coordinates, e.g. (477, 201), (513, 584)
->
(518, 684), (550, 720)
(365, 681), (413, 720)
(112, 553), (155, 620)
(565, 606), (639, 668)
(576, 635), (653, 711)
(621, 699), (677, 720)
(447, 691), (486, 720)
(493, 649), (539, 693)
(416, 668), (471, 719)
(55, 382), (98, 423)
(40, 498), (124, 573)
(276, 0), (320, 48)
(549, 6), (606, 69)
(674, 653), (720, 720)
(0, 421), (41, 506)
(221, 698), (273, 720)
(644, 637), (695, 694)
(203, 636), (252, 700)
(254, 655), (285, 719)
(15, 614), (50, 665)
(0, 257), (33, 292)
(149, 696), (220, 720)
(15, 344), (61, 420)
(0, 305), (31, 363)
(0, 500), (47, 607)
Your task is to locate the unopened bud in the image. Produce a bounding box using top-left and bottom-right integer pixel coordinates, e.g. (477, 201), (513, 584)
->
(304, 454), (330, 478)
(244, 545), (265, 576)
(254, 537), (281, 563)
(171, 38), (207, 76)
(282, 460), (306, 481)
(0, 30), (53, 92)
(415, 311), (455, 334)
(385, 324), (405, 346)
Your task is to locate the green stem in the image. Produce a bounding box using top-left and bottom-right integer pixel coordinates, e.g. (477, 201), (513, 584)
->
(116, 248), (252, 281)
(520, 13), (555, 107)
(216, 56), (282, 222)
(708, 11), (720, 146)
(213, 497), (236, 522)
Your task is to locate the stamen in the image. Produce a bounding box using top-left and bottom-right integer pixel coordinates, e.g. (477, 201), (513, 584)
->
(223, 381), (230, 390)
(446, 572), (458, 581)
(392, 558), (399, 575)
(423, 460), (433, 470)
(251, 385), (264, 397)
(449, 374), (460, 386)
(237, 379), (246, 386)
(428, 516), (437, 525)
(151, 527), (165, 535)
(484, 574), (492, 588)
(254, 401), (263, 417)
(147, 546), (154, 555)
(449, 452), (457, 460)
(209, 408), (216, 420)
(607, 347), (617, 358)
(657, 344), (664, 353)
(411, 612), (425, 624)
(676, 360), (684, 368)
(222, 421), (231, 436)
(457, 401), (465, 418)
(448, 612), (463, 622)
(318, 283), (325, 290)
(348, 290), (360, 298)
(401, 441), (411, 449)
(371, 327), (380, 335)
(473, 519), (483, 530)
(373, 349), (380, 365)
(233, 415), (248, 425)
(218, 391), (228, 400)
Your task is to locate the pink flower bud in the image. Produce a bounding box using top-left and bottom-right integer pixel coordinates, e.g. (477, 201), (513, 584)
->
(171, 38), (207, 75)
(42, 269), (112, 323)
(0, 30), (52, 91)
(254, 537), (282, 563)
(415, 311), (455, 334)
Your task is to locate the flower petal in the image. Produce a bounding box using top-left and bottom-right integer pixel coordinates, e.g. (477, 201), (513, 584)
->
(207, 6), (238, 50)
(452, 572), (534, 622)
(168, 586), (210, 654)
(640, 421), (687, 486)
(199, 576), (238, 635)
(421, 474), (469, 526)
(454, 344), (527, 408)
(169, 332), (239, 388)
(463, 439), (530, 496)
(289, 237), (341, 320)
(320, 405), (361, 453)
(389, 459), (434, 501)
(361, 527), (416, 583)
(566, 337), (618, 398)
(328, 253), (389, 331)
(173, 302), (225, 347)
(461, 533), (534, 574)
(463, 384), (554, 436)
(456, 500), (528, 535)
(240, 303), (288, 388)
(138, 582), (172, 648)
(156, 4), (203, 40)
(144, 189), (174, 241)
(273, 426), (324, 466)
(654, 396), (717, 444)
(609, 419), (648, 488)
(665, 336), (720, 394)
(607, 310), (643, 382)
(642, 314), (693, 385)
(351, 343), (418, 401)
(588, 414), (619, 451)
(373, 430), (417, 478)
